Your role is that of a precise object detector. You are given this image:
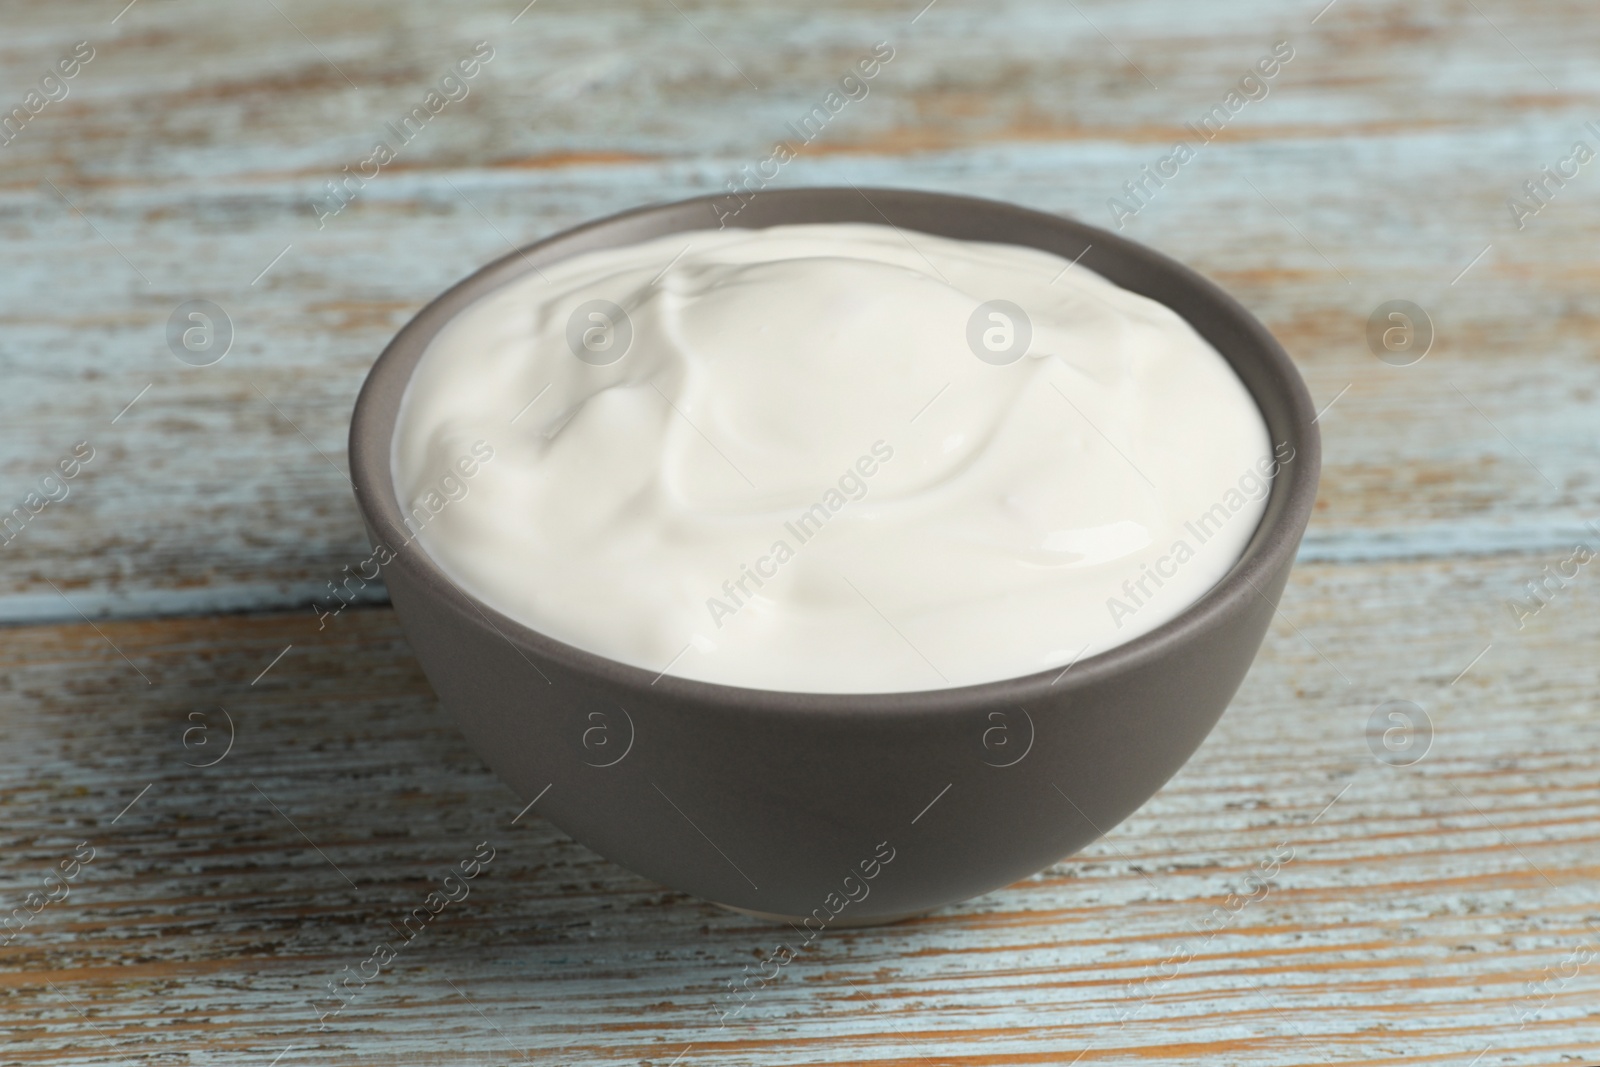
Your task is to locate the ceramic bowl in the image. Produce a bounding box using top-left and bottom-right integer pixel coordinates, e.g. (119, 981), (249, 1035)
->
(349, 187), (1320, 924)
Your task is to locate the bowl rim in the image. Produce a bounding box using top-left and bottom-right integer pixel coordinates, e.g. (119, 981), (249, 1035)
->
(349, 186), (1321, 714)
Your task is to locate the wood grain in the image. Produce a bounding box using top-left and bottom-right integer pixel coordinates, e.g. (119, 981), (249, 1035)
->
(2, 0), (1600, 620)
(4, 0), (1600, 1063)
(2, 553), (1598, 1065)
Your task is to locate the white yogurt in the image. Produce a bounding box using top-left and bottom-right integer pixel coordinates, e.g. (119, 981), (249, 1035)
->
(392, 223), (1277, 693)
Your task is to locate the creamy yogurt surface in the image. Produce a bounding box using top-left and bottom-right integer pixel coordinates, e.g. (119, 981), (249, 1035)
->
(392, 222), (1277, 693)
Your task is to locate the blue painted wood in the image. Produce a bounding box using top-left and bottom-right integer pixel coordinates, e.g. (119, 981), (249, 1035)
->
(1, 0), (1598, 623)
(2, 554), (1598, 1065)
(3, 0), (1599, 1063)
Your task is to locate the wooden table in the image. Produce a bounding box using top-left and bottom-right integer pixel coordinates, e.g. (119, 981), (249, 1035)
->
(3, 1), (1598, 1063)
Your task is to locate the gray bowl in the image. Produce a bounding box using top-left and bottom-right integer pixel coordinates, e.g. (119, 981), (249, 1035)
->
(349, 187), (1320, 924)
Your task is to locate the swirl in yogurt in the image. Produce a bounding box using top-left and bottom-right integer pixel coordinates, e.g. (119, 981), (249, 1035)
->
(392, 223), (1274, 693)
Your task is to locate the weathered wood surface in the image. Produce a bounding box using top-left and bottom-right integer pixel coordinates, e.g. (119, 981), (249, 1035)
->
(4, 0), (1600, 1063)
(3, 554), (1599, 1065)
(2, 0), (1600, 619)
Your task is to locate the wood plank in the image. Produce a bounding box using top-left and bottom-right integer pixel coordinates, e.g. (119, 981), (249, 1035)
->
(3, 552), (1597, 1064)
(5, 2), (1599, 1064)
(4, 0), (1600, 621)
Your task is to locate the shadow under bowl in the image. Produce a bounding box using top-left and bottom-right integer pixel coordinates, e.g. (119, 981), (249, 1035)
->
(349, 187), (1321, 924)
